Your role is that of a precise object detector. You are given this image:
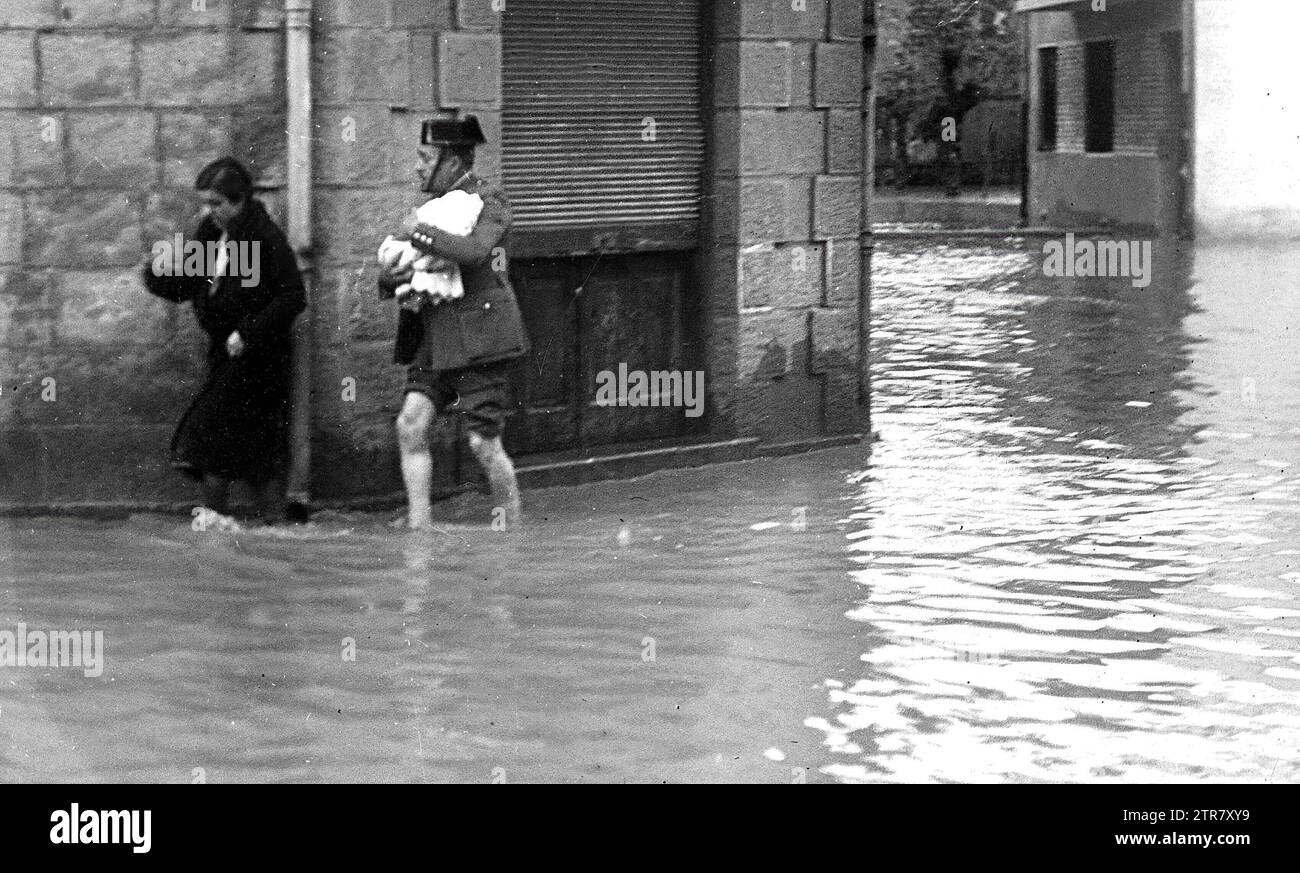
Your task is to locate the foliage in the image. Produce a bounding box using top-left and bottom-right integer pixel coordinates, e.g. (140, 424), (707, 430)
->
(876, 0), (1022, 140)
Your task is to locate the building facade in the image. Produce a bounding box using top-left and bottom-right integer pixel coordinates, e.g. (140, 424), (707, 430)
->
(0, 0), (875, 510)
(1019, 0), (1187, 232)
(1019, 0), (1300, 239)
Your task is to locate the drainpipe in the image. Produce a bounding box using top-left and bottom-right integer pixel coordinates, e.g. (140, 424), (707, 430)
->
(860, 5), (877, 436)
(285, 0), (314, 510)
(1182, 0), (1194, 239)
(1020, 8), (1031, 226)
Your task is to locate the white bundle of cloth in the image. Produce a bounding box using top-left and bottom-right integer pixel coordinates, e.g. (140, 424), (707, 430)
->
(377, 189), (485, 310)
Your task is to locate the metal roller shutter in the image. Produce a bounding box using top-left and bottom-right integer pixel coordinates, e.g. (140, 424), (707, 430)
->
(502, 0), (704, 256)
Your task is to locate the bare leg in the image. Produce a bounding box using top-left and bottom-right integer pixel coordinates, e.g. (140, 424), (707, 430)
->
(396, 391), (436, 530)
(467, 430), (522, 529)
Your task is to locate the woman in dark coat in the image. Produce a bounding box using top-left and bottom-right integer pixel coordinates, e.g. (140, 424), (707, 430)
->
(142, 157), (305, 523)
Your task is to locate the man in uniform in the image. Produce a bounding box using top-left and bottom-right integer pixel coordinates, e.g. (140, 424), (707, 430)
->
(379, 116), (531, 530)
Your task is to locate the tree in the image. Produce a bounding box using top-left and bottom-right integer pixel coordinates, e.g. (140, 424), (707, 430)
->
(875, 0), (1021, 185)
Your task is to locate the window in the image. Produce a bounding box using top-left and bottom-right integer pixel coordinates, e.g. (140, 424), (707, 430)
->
(1038, 47), (1058, 151)
(1084, 40), (1115, 153)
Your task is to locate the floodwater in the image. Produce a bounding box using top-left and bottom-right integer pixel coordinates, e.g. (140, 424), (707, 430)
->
(3, 237), (1299, 783)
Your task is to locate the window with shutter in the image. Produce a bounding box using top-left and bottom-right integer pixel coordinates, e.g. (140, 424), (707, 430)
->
(502, 0), (705, 257)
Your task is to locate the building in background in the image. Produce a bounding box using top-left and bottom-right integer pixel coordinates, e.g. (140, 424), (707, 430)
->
(1018, 0), (1300, 239)
(0, 0), (874, 510)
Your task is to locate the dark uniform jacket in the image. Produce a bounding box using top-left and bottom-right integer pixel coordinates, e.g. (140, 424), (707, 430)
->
(143, 199), (306, 483)
(380, 174), (530, 372)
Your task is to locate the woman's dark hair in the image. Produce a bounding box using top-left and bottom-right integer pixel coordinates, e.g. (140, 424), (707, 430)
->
(195, 157), (254, 204)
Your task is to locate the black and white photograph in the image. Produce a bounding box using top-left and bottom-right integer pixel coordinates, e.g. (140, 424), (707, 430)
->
(0, 0), (1296, 818)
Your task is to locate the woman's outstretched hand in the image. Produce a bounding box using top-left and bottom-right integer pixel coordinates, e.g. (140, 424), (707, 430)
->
(226, 331), (245, 358)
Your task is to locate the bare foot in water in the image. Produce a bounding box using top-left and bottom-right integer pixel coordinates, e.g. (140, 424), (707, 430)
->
(387, 512), (449, 533)
(192, 506), (241, 533)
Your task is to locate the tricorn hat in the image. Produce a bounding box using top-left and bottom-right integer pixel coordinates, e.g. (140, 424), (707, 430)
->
(421, 115), (487, 147)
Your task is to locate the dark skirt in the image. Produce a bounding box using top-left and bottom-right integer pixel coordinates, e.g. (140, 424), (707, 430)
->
(171, 350), (292, 485)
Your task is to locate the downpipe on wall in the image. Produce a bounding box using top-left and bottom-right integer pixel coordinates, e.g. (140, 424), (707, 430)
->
(860, 5), (876, 440)
(285, 0), (314, 515)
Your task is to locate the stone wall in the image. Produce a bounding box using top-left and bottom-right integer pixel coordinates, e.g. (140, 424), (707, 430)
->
(0, 0), (286, 506)
(0, 0), (870, 509)
(309, 0), (501, 499)
(705, 0), (868, 444)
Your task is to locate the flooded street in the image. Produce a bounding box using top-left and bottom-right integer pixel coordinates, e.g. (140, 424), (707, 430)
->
(4, 237), (1299, 783)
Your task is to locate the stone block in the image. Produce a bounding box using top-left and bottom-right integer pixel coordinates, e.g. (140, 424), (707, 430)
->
(736, 109), (825, 174)
(390, 0), (453, 27)
(0, 194), (23, 264)
(143, 187), (201, 246)
(56, 0), (155, 27)
(812, 175), (860, 239)
(822, 369), (862, 434)
(711, 176), (812, 245)
(231, 31), (282, 104)
(0, 111), (14, 186)
(790, 42), (813, 107)
(55, 268), (163, 345)
(314, 185), (413, 266)
(739, 241), (824, 309)
(316, 28), (407, 104)
(12, 111), (66, 188)
(454, 0), (498, 30)
(709, 111), (741, 176)
(715, 41), (792, 108)
(829, 0), (864, 41)
(736, 371), (821, 441)
(826, 108), (863, 173)
(159, 112), (234, 187)
(67, 111), (158, 187)
(139, 32), (237, 106)
(702, 311), (739, 433)
(814, 42), (862, 108)
(809, 306), (857, 373)
(158, 0), (235, 27)
(1, 348), (76, 427)
(437, 32), (500, 108)
(324, 262), (397, 343)
(0, 33), (38, 108)
(714, 1), (773, 38)
(317, 105), (393, 185)
(25, 190), (143, 268)
(0, 0), (58, 28)
(314, 337), (402, 434)
(240, 0), (287, 28)
(317, 0), (392, 26)
(699, 246), (741, 316)
(771, 0), (826, 39)
(408, 30), (436, 108)
(0, 425), (47, 504)
(0, 268), (55, 345)
(824, 236), (859, 306)
(39, 423), (187, 502)
(738, 307), (809, 381)
(40, 34), (133, 107)
(230, 106), (287, 183)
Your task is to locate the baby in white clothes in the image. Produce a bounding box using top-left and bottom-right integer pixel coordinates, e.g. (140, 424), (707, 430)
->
(377, 188), (485, 311)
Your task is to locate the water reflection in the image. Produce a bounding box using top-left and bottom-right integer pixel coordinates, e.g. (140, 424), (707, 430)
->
(816, 238), (1300, 782)
(2, 239), (1298, 783)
